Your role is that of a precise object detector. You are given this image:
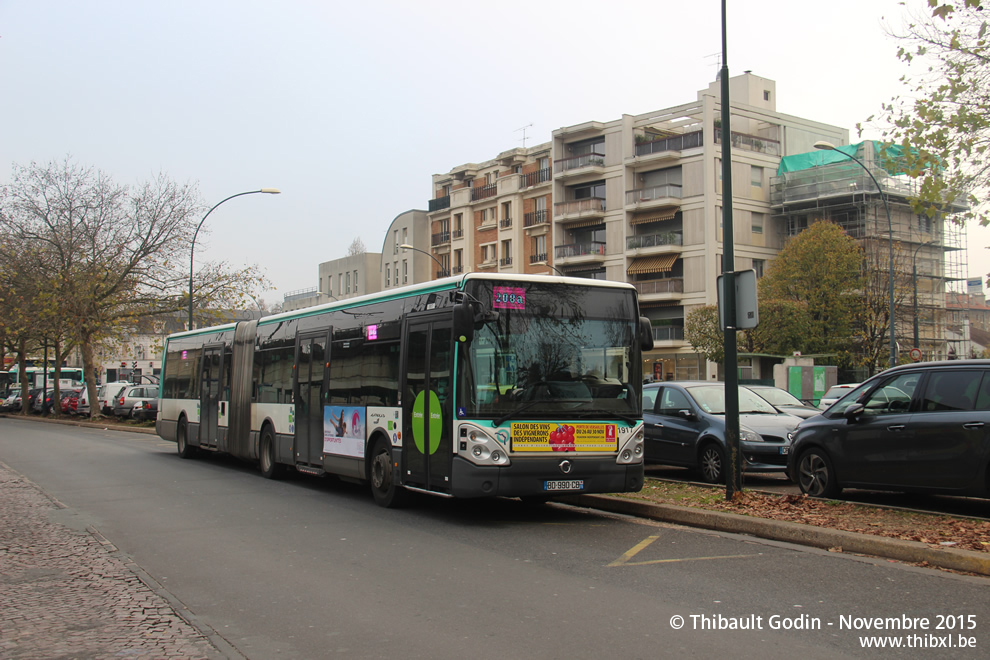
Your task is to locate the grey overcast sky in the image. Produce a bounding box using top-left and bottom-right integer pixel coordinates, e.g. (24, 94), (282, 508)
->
(2, 0), (988, 303)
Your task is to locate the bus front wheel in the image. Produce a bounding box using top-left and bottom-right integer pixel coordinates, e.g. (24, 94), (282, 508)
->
(370, 437), (406, 508)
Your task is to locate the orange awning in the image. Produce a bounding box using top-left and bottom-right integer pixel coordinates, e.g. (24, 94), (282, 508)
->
(627, 254), (679, 275)
(630, 207), (679, 225)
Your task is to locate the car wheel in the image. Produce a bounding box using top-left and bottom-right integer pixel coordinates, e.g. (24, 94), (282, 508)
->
(176, 419), (196, 459)
(698, 442), (725, 484)
(369, 436), (406, 508)
(797, 448), (841, 498)
(259, 426), (284, 479)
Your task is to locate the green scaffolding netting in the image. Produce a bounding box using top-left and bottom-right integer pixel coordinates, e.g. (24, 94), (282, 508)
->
(776, 141), (910, 176)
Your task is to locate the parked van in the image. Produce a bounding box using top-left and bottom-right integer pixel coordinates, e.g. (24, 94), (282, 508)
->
(98, 382), (132, 415)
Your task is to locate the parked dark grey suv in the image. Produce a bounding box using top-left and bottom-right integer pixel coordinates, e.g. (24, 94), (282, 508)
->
(787, 360), (990, 499)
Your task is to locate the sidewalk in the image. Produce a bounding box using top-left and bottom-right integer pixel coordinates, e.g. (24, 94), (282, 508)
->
(0, 460), (234, 659)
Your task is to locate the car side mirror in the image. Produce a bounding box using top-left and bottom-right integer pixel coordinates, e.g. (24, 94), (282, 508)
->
(453, 301), (475, 344)
(843, 403), (865, 421)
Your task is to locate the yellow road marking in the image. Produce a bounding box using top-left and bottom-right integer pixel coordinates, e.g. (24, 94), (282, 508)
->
(609, 534), (759, 566)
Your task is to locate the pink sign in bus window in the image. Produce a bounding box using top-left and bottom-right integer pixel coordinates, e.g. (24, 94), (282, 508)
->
(493, 286), (526, 310)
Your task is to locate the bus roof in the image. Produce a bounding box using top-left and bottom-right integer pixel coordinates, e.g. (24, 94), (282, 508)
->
(169, 273), (637, 338)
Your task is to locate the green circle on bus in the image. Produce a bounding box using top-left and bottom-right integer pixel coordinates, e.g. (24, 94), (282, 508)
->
(411, 389), (442, 455)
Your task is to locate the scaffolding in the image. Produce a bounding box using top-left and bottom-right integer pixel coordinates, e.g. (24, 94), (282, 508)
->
(770, 155), (968, 363)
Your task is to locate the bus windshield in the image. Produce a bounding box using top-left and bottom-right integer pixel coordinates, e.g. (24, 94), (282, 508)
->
(458, 281), (641, 422)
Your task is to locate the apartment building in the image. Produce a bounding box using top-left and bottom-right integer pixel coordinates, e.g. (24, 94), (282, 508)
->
(381, 209), (431, 290)
(283, 251), (383, 312)
(427, 143), (554, 279)
(550, 72), (848, 380)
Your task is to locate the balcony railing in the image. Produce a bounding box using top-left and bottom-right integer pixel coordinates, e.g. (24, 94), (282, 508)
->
(500, 218), (512, 229)
(625, 184), (683, 205)
(471, 183), (497, 201)
(555, 197), (606, 217)
(635, 131), (702, 157)
(555, 242), (607, 259)
(626, 232), (683, 250)
(452, 228), (463, 240)
(530, 252), (548, 264)
(634, 278), (684, 295)
(524, 209), (549, 227)
(652, 326), (685, 341)
(429, 195), (451, 212)
(715, 130), (781, 156)
(500, 257), (513, 267)
(554, 152), (605, 174)
(431, 231), (450, 246)
(520, 168), (552, 188)
(452, 265), (464, 274)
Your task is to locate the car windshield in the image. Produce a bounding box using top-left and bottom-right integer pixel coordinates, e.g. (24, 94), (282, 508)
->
(753, 387), (804, 407)
(686, 385), (778, 415)
(457, 280), (641, 421)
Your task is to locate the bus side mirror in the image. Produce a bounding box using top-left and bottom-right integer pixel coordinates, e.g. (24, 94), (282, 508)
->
(639, 317), (654, 352)
(453, 302), (474, 344)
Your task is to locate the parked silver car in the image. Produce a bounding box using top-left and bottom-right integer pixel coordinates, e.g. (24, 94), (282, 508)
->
(112, 385), (159, 418)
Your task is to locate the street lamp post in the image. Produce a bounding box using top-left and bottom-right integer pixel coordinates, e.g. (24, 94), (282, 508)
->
(399, 243), (448, 278)
(813, 141), (897, 369)
(188, 189), (280, 331)
(912, 240), (933, 349)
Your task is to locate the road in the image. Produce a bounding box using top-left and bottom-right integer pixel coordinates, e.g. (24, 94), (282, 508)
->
(2, 417), (988, 659)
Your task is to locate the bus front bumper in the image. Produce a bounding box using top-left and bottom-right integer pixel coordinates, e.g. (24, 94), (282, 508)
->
(449, 455), (643, 499)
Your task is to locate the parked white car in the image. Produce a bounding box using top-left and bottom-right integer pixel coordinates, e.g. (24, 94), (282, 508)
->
(98, 382), (132, 415)
(817, 383), (861, 410)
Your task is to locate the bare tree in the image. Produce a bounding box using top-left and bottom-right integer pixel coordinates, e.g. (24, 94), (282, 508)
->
(347, 236), (366, 256)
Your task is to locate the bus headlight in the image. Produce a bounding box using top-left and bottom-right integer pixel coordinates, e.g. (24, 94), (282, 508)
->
(616, 425), (644, 465)
(460, 424), (511, 467)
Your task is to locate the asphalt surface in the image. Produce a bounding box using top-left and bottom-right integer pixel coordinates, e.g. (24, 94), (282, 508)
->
(1, 413), (988, 659)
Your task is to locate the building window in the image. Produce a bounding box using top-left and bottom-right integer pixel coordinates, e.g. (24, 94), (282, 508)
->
(402, 227), (408, 244)
(482, 243), (496, 264)
(751, 166), (763, 188)
(454, 249), (463, 271)
(753, 259), (765, 278)
(385, 264), (390, 287)
(917, 214), (933, 233)
(752, 212), (764, 234)
(501, 239), (512, 266)
(394, 230), (398, 254)
(402, 260), (408, 284)
(764, 90), (770, 101)
(533, 235), (546, 261)
(353, 270), (358, 293)
(345, 272), (350, 294)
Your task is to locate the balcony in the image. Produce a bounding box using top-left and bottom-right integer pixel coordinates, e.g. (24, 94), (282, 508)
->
(555, 241), (607, 260)
(429, 195), (451, 212)
(530, 252), (548, 264)
(452, 265), (464, 274)
(634, 278), (684, 296)
(452, 228), (464, 240)
(500, 217), (512, 229)
(524, 209), (550, 228)
(715, 130), (781, 157)
(431, 231), (450, 247)
(520, 168), (552, 188)
(625, 184), (683, 208)
(500, 257), (513, 267)
(471, 183), (497, 202)
(554, 197), (606, 222)
(652, 326), (685, 342)
(554, 153), (605, 178)
(626, 231), (683, 251)
(634, 131), (702, 158)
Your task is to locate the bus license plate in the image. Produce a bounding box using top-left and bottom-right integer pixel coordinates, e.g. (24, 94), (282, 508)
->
(545, 479), (584, 492)
(780, 446), (790, 455)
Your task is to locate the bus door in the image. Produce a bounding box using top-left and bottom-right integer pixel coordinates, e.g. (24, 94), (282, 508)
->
(199, 344), (224, 450)
(294, 329), (330, 467)
(400, 313), (453, 492)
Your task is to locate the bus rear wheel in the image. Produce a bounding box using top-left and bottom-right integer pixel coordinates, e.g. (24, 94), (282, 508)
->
(176, 420), (196, 459)
(260, 426), (284, 479)
(370, 437), (406, 508)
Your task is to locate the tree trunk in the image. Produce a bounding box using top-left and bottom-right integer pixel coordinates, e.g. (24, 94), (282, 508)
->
(80, 334), (100, 419)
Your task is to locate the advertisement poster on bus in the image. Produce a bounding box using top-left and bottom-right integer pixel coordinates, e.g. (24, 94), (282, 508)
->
(323, 406), (366, 457)
(509, 422), (618, 452)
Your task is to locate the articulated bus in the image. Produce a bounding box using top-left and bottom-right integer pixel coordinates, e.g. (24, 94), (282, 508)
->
(157, 273), (654, 507)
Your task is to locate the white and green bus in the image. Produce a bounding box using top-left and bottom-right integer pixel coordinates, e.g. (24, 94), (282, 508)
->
(157, 273), (653, 507)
